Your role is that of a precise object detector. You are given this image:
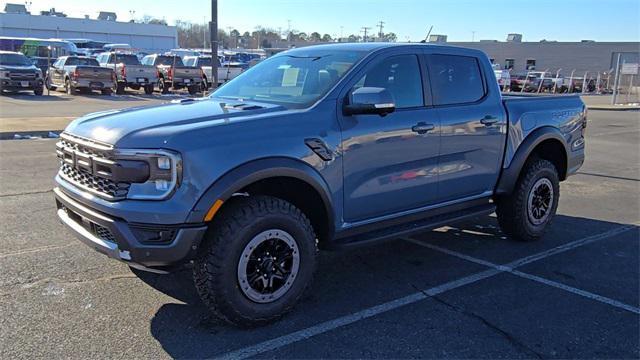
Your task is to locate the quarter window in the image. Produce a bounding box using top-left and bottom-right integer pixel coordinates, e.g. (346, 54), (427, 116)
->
(428, 54), (485, 106)
(352, 54), (424, 109)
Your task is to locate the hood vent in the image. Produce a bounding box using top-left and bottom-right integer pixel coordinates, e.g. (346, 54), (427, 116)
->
(224, 103), (264, 111)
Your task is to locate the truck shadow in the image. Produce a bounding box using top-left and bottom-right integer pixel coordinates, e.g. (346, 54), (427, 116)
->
(145, 214), (637, 359)
(1, 93), (71, 101)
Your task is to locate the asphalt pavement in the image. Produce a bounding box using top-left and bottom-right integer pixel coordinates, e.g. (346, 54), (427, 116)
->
(0, 108), (638, 359)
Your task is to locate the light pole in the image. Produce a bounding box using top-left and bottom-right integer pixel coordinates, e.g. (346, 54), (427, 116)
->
(210, 0), (218, 88)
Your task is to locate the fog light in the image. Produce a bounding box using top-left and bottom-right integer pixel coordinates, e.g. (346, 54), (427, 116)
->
(155, 179), (169, 191)
(157, 156), (171, 169)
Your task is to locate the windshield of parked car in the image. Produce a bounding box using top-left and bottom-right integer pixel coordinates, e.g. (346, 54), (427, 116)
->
(212, 50), (366, 109)
(114, 54), (140, 65)
(156, 56), (185, 67)
(0, 53), (31, 66)
(66, 57), (99, 66)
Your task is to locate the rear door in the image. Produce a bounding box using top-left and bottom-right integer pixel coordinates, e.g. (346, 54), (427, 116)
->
(426, 53), (507, 202)
(339, 50), (441, 222)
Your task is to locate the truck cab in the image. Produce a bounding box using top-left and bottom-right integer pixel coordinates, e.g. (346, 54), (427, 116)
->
(53, 43), (586, 327)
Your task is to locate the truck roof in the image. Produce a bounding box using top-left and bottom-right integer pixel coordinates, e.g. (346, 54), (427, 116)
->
(283, 42), (488, 57)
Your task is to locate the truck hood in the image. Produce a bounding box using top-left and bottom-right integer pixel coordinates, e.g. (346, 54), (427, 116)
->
(0, 65), (39, 72)
(64, 97), (287, 145)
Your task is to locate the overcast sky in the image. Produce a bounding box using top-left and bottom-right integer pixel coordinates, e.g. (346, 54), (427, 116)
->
(6, 0), (640, 42)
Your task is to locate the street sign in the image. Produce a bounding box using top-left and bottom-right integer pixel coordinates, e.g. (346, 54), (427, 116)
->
(620, 63), (639, 75)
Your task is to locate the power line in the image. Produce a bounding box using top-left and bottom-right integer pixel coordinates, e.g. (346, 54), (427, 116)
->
(361, 26), (371, 42)
(377, 21), (385, 39)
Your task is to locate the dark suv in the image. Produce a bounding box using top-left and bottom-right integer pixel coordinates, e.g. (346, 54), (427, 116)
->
(0, 51), (44, 95)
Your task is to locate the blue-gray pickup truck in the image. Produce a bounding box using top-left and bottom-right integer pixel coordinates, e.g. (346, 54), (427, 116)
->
(53, 43), (586, 326)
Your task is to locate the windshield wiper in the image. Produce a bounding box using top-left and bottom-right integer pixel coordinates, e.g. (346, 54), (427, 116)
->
(285, 55), (328, 61)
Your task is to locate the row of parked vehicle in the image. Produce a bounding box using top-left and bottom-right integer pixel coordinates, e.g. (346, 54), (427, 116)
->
(0, 50), (254, 96)
(493, 66), (600, 94)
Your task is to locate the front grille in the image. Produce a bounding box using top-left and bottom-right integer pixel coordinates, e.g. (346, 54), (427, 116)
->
(93, 223), (116, 244)
(9, 72), (36, 79)
(57, 133), (131, 201)
(60, 163), (130, 199)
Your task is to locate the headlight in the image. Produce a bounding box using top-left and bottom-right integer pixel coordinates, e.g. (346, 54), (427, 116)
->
(0, 71), (10, 79)
(36, 70), (42, 78)
(114, 149), (182, 200)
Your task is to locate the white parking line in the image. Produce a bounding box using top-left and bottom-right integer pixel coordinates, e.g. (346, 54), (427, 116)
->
(216, 225), (635, 360)
(405, 224), (639, 315)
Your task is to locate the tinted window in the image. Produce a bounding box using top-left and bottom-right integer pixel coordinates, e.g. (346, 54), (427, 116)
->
(197, 57), (221, 67)
(155, 56), (184, 66)
(428, 54), (485, 105)
(65, 57), (99, 66)
(0, 53), (30, 66)
(353, 55), (423, 108)
(113, 54), (140, 65)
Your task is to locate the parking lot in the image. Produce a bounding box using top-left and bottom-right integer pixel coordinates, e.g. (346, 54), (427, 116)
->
(0, 93), (638, 358)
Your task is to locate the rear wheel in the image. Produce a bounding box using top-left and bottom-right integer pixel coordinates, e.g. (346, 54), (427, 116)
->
(144, 84), (154, 95)
(193, 195), (318, 327)
(113, 82), (126, 95)
(65, 78), (74, 95)
(101, 88), (112, 96)
(158, 78), (169, 94)
(496, 158), (560, 242)
(187, 85), (200, 95)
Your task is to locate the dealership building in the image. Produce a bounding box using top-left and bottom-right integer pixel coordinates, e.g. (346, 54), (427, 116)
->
(434, 34), (639, 75)
(0, 5), (177, 51)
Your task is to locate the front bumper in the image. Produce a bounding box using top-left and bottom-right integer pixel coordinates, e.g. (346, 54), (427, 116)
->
(54, 187), (207, 272)
(0, 78), (43, 91)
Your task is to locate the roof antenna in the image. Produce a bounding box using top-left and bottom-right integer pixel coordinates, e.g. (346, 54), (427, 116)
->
(421, 25), (433, 43)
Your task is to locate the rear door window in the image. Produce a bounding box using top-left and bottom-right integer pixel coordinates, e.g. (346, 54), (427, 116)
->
(428, 54), (485, 106)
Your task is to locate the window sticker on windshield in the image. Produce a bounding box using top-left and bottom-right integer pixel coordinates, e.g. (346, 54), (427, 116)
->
(282, 68), (299, 87)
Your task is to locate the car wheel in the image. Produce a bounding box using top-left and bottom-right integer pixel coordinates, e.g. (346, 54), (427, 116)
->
(101, 88), (112, 96)
(65, 79), (74, 95)
(158, 79), (169, 94)
(187, 85), (199, 95)
(144, 85), (154, 95)
(496, 158), (560, 242)
(45, 77), (56, 91)
(193, 195), (318, 327)
(112, 82), (125, 95)
(33, 85), (44, 96)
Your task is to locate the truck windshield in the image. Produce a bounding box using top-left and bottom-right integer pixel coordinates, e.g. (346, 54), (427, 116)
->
(212, 50), (366, 109)
(0, 53), (31, 66)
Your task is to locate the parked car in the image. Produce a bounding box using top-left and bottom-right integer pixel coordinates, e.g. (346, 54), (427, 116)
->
(46, 56), (115, 95)
(96, 52), (157, 94)
(183, 55), (243, 89)
(30, 56), (55, 77)
(53, 43), (586, 327)
(0, 51), (44, 95)
(141, 54), (203, 94)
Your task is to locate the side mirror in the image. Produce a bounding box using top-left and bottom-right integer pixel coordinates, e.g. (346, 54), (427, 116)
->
(343, 87), (396, 116)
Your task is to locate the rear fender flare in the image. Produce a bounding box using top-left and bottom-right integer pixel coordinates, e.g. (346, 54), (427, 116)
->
(495, 126), (568, 195)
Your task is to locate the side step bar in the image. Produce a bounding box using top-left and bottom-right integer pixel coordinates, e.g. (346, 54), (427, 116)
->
(332, 203), (496, 249)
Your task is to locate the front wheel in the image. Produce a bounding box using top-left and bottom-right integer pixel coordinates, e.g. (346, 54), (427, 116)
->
(33, 84), (44, 96)
(193, 195), (318, 327)
(65, 79), (74, 95)
(496, 158), (560, 242)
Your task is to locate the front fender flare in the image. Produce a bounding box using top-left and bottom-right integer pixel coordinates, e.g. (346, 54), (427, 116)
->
(186, 157), (335, 233)
(495, 126), (569, 195)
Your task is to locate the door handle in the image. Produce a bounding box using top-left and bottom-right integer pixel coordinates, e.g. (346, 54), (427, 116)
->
(412, 122), (435, 134)
(480, 115), (499, 126)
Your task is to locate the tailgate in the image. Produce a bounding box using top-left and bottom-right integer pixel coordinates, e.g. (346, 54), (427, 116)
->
(127, 65), (156, 79)
(174, 67), (202, 80)
(77, 66), (113, 81)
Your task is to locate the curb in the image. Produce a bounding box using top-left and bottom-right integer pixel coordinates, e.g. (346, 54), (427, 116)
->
(0, 130), (62, 140)
(587, 105), (640, 111)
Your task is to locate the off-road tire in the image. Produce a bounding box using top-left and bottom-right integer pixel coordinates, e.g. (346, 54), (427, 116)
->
(65, 78), (74, 95)
(193, 195), (318, 327)
(496, 157), (560, 242)
(144, 84), (154, 95)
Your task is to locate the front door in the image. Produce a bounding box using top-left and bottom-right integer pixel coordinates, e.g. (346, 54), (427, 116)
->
(426, 53), (507, 202)
(339, 52), (441, 223)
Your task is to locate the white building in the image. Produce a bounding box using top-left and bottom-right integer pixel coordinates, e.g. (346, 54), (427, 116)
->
(0, 12), (177, 51)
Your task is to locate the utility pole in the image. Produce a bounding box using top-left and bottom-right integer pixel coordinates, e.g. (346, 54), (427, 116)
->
(361, 27), (371, 42)
(471, 30), (476, 42)
(287, 19), (292, 41)
(210, 0), (218, 88)
(377, 21), (385, 40)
